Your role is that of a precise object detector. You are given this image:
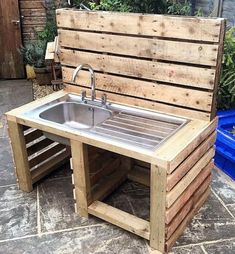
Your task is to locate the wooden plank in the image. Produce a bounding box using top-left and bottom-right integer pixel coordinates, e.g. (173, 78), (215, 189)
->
(56, 9), (222, 42)
(45, 41), (55, 61)
(65, 85), (211, 121)
(154, 118), (217, 171)
(71, 140), (91, 218)
(59, 30), (218, 66)
(20, 8), (46, 17)
(29, 144), (66, 168)
(210, 19), (226, 120)
(92, 159), (127, 201)
(90, 156), (120, 185)
(63, 67), (213, 111)
(31, 149), (70, 184)
(24, 129), (43, 143)
(60, 49), (216, 89)
(7, 121), (32, 192)
(27, 138), (54, 156)
(20, 1), (44, 9)
(167, 131), (216, 191)
(150, 165), (167, 252)
(166, 148), (214, 208)
(165, 187), (211, 252)
(22, 17), (46, 26)
(88, 201), (150, 240)
(127, 166), (150, 187)
(165, 163), (213, 224)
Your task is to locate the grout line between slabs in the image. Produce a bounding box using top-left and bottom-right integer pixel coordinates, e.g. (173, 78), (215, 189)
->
(36, 185), (42, 236)
(211, 188), (235, 219)
(173, 236), (235, 249)
(200, 245), (208, 254)
(0, 183), (17, 188)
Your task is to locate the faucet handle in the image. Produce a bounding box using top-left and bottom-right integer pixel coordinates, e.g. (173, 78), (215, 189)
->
(81, 90), (86, 101)
(101, 94), (107, 105)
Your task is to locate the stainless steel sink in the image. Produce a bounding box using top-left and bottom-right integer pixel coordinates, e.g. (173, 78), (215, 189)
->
(23, 93), (189, 151)
(39, 102), (112, 129)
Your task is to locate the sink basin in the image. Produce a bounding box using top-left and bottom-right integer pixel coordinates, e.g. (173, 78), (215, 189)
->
(39, 102), (112, 129)
(23, 93), (189, 151)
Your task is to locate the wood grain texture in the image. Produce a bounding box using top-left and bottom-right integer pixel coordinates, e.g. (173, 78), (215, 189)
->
(59, 29), (218, 66)
(56, 9), (222, 42)
(63, 67), (213, 111)
(7, 120), (32, 192)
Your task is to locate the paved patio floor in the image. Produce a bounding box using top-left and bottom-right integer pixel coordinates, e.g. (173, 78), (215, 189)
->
(0, 80), (235, 254)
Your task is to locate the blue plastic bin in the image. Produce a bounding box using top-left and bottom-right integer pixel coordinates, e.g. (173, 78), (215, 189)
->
(215, 109), (235, 180)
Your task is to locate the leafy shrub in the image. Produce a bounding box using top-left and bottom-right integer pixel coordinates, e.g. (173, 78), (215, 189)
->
(167, 0), (191, 15)
(218, 27), (235, 109)
(19, 41), (47, 68)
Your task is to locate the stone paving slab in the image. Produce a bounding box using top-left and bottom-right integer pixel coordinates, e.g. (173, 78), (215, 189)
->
(0, 224), (148, 254)
(0, 185), (37, 241)
(204, 239), (235, 254)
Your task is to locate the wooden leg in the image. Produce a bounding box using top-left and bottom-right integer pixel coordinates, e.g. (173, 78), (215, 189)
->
(150, 164), (167, 253)
(71, 140), (91, 218)
(7, 120), (33, 192)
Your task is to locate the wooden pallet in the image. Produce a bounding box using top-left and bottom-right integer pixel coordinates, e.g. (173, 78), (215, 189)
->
(7, 122), (70, 192)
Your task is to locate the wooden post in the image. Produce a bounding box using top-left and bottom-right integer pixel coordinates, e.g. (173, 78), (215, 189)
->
(150, 164), (167, 252)
(70, 139), (91, 218)
(7, 120), (33, 192)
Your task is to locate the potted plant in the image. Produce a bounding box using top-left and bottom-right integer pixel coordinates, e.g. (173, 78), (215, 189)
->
(19, 40), (52, 85)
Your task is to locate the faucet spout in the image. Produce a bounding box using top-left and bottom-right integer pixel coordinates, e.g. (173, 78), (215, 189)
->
(72, 64), (96, 101)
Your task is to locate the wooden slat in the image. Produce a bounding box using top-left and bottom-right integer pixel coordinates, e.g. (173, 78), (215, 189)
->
(59, 30), (218, 66)
(155, 118), (217, 172)
(20, 8), (46, 17)
(88, 201), (150, 240)
(92, 159), (126, 202)
(166, 148), (214, 208)
(166, 175), (211, 237)
(71, 140), (91, 218)
(56, 9), (222, 42)
(27, 138), (54, 156)
(165, 187), (211, 252)
(150, 165), (167, 252)
(60, 49), (215, 89)
(127, 166), (150, 187)
(7, 121), (33, 192)
(22, 17), (46, 26)
(63, 67), (213, 111)
(165, 162), (213, 224)
(20, 1), (44, 9)
(24, 129), (43, 143)
(167, 131), (216, 191)
(65, 85), (211, 121)
(31, 149), (70, 184)
(29, 144), (66, 168)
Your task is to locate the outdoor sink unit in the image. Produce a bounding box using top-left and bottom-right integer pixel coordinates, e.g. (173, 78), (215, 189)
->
(23, 93), (188, 151)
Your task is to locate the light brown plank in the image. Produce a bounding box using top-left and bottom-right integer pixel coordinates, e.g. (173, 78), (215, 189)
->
(127, 166), (150, 187)
(59, 30), (218, 66)
(166, 148), (214, 208)
(29, 144), (66, 168)
(56, 9), (222, 42)
(31, 149), (70, 184)
(63, 67), (213, 111)
(165, 187), (211, 252)
(71, 140), (91, 218)
(167, 131), (216, 191)
(20, 1), (44, 9)
(7, 121), (32, 192)
(155, 118), (217, 172)
(60, 49), (215, 89)
(150, 165), (167, 252)
(88, 201), (150, 240)
(65, 85), (211, 121)
(165, 163), (213, 224)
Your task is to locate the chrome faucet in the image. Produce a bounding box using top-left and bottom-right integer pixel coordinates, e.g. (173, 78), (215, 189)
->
(72, 64), (96, 101)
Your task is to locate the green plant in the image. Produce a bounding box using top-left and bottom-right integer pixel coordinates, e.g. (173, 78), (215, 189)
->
(218, 27), (235, 109)
(167, 0), (191, 15)
(19, 40), (47, 68)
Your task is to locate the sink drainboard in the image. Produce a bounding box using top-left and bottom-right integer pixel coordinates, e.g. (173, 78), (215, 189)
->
(91, 112), (184, 150)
